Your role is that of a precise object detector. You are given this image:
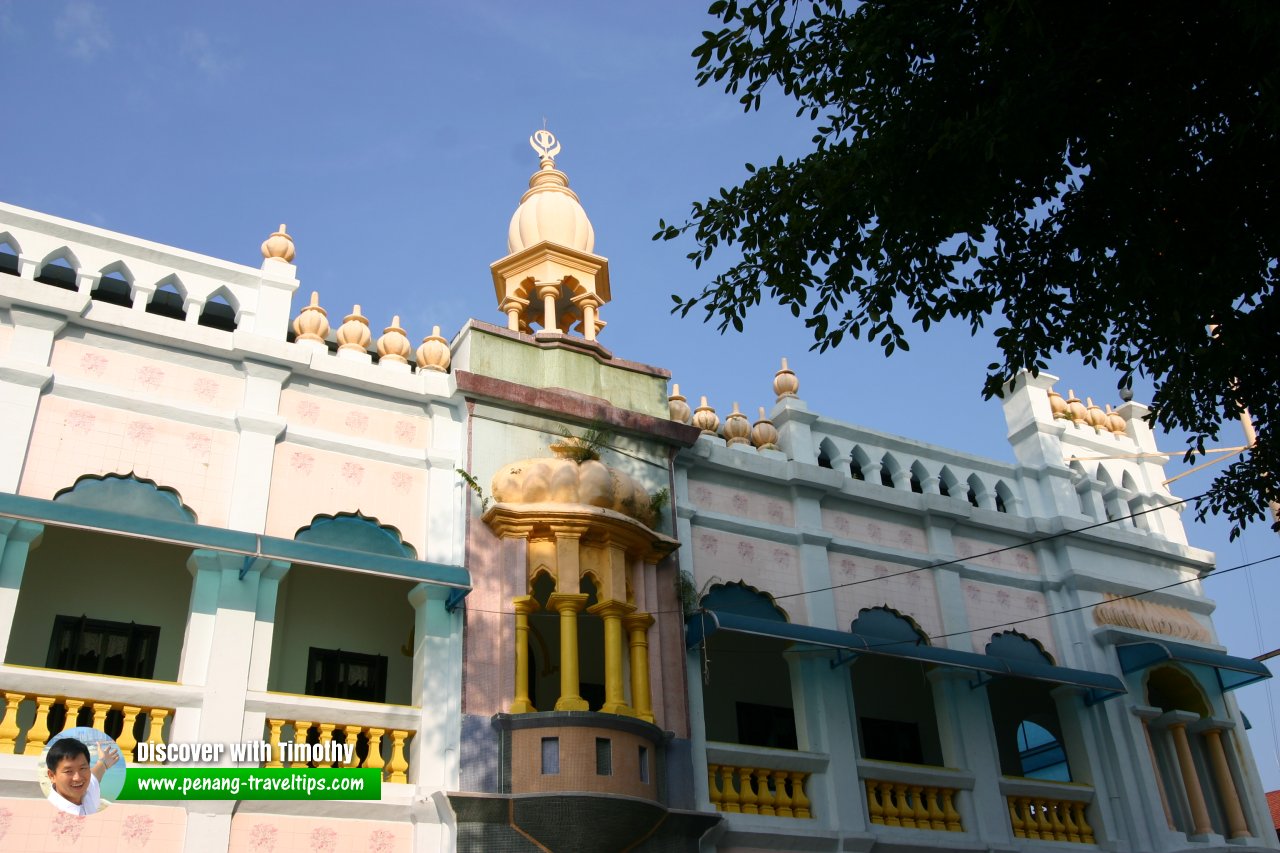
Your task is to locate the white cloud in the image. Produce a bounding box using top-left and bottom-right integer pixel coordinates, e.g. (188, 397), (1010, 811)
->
(55, 1), (110, 60)
(181, 28), (237, 79)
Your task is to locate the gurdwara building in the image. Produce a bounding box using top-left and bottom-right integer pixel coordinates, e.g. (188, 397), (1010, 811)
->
(0, 133), (1274, 853)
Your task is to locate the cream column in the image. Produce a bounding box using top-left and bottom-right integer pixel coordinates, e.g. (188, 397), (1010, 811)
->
(1194, 720), (1250, 839)
(537, 283), (561, 332)
(548, 592), (590, 711)
(1164, 715), (1213, 837)
(0, 520), (42, 661)
(623, 613), (655, 723)
(588, 600), (635, 716)
(510, 595), (539, 713)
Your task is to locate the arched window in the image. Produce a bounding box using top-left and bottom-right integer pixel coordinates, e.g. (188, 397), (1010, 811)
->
(198, 289), (238, 332)
(938, 466), (959, 499)
(850, 446), (870, 481)
(35, 249), (79, 290)
(850, 606), (944, 765)
(294, 512), (415, 557)
(146, 274), (187, 321)
(880, 453), (900, 489)
(909, 460), (929, 494)
(994, 481), (1014, 514)
(817, 438), (838, 469)
(92, 264), (133, 307)
(984, 632), (1072, 781)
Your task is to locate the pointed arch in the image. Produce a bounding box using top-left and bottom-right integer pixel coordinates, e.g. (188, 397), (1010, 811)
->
(851, 604), (931, 644)
(0, 232), (22, 276)
(54, 472), (196, 522)
(35, 246), (81, 290)
(700, 580), (790, 622)
(938, 465), (960, 499)
(92, 261), (134, 307)
(817, 437), (838, 469)
(850, 445), (870, 481)
(1145, 665), (1211, 717)
(966, 473), (985, 508)
(198, 286), (239, 332)
(293, 511), (416, 558)
(909, 459), (930, 494)
(880, 452), (901, 488)
(146, 273), (188, 321)
(994, 480), (1015, 514)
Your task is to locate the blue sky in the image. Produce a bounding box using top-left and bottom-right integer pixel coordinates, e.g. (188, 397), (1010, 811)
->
(4, 1), (1277, 791)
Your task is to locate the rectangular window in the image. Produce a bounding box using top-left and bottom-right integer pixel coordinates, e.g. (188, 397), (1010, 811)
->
(47, 615), (160, 679)
(596, 737), (612, 776)
(735, 701), (798, 749)
(859, 717), (925, 764)
(638, 745), (649, 784)
(541, 737), (559, 775)
(306, 647), (388, 702)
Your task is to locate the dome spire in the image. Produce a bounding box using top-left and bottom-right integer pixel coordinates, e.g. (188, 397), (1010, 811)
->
(491, 128), (611, 342)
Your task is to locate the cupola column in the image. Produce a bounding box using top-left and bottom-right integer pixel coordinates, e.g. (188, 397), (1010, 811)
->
(623, 613), (656, 722)
(589, 599), (635, 715)
(548, 592), (590, 711)
(537, 283), (561, 333)
(510, 595), (539, 713)
(1167, 718), (1213, 837)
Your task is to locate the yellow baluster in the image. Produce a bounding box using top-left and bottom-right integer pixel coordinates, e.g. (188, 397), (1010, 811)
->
(387, 730), (409, 783)
(1009, 796), (1026, 838)
(896, 783), (915, 827)
(910, 784), (928, 827)
(364, 728), (386, 772)
(91, 702), (110, 731)
(1048, 799), (1067, 841)
(116, 706), (140, 762)
(866, 780), (885, 825)
(926, 787), (946, 830)
(791, 772), (811, 819)
(738, 766), (758, 814)
(942, 788), (962, 832)
(23, 697), (55, 756)
(1020, 797), (1039, 839)
(292, 720), (312, 767)
(773, 770), (792, 817)
(1061, 799), (1081, 843)
(317, 723), (335, 765)
(720, 765), (740, 813)
(146, 708), (169, 755)
(0, 693), (24, 754)
(880, 781), (899, 826)
(1074, 801), (1095, 844)
(63, 698), (85, 729)
(266, 719), (285, 768)
(707, 764), (722, 811)
(1034, 798), (1053, 839)
(341, 726), (362, 767)
(755, 768), (775, 816)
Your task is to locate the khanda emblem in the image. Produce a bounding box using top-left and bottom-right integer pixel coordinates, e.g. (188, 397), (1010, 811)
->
(530, 129), (561, 162)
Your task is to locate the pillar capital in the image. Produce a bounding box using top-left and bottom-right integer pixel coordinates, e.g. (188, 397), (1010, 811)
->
(622, 612), (656, 633)
(547, 592), (590, 615)
(588, 599), (636, 619)
(535, 281), (563, 299)
(512, 594), (541, 615)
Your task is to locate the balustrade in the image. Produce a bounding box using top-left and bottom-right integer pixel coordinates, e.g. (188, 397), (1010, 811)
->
(707, 761), (812, 818)
(264, 718), (413, 783)
(864, 777), (962, 831)
(0, 690), (171, 761)
(1001, 777), (1096, 844)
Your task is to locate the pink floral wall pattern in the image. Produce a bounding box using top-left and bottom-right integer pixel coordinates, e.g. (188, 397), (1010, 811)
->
(50, 812), (85, 844)
(368, 828), (395, 853)
(122, 813), (154, 847)
(309, 826), (338, 853)
(248, 822), (278, 852)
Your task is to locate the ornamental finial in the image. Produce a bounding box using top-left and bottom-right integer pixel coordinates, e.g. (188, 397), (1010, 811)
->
(529, 128), (561, 168)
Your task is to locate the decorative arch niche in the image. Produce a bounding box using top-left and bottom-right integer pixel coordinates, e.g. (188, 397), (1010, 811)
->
(54, 472), (195, 522)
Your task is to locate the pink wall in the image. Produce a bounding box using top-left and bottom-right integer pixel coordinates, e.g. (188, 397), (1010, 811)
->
(829, 553), (944, 640)
(0, 798), (184, 852)
(279, 390), (431, 451)
(20, 395), (237, 526)
(688, 481), (794, 527)
(689, 527), (807, 624)
(961, 579), (1057, 658)
(51, 340), (245, 411)
(228, 813), (410, 853)
(821, 507), (928, 553)
(952, 533), (1040, 575)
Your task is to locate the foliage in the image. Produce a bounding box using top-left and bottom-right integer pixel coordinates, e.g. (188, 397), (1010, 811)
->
(555, 422), (615, 463)
(657, 0), (1280, 535)
(649, 487), (670, 522)
(456, 468), (490, 513)
(677, 569), (725, 616)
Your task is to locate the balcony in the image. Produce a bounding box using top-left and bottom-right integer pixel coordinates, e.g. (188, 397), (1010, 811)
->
(858, 758), (974, 834)
(1001, 776), (1097, 844)
(704, 741), (826, 819)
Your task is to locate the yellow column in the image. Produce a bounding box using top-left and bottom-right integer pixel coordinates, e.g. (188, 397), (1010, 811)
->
(589, 599), (636, 716)
(537, 283), (560, 332)
(548, 592), (590, 711)
(510, 595), (539, 713)
(1201, 727), (1250, 839)
(116, 706), (140, 763)
(266, 719), (285, 767)
(1169, 722), (1213, 837)
(0, 693), (23, 754)
(23, 697), (55, 756)
(623, 612), (656, 723)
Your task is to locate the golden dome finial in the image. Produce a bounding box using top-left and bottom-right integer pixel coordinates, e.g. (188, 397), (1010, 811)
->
(261, 223), (296, 263)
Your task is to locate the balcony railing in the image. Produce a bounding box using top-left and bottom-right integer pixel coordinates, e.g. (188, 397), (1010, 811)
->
(704, 741), (828, 819)
(0, 664), (191, 760)
(248, 690), (419, 785)
(1000, 776), (1097, 844)
(857, 758), (974, 833)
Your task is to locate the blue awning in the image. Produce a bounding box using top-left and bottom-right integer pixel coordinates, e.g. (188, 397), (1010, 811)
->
(687, 609), (1126, 704)
(1116, 640), (1272, 692)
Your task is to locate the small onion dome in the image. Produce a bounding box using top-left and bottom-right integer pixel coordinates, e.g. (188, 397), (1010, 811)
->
(668, 383), (692, 424)
(691, 396), (720, 435)
(490, 443), (654, 526)
(751, 407), (779, 450)
(1086, 397), (1107, 431)
(1105, 404), (1127, 436)
(774, 357), (799, 399)
(1047, 386), (1068, 419)
(336, 305), (371, 352)
(416, 325), (451, 372)
(507, 132), (595, 254)
(292, 291), (329, 344)
(1066, 389), (1088, 424)
(261, 223), (295, 263)
(723, 402), (751, 445)
(376, 316), (412, 365)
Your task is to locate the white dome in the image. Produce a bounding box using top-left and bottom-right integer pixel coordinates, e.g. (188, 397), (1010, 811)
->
(506, 163), (596, 255)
